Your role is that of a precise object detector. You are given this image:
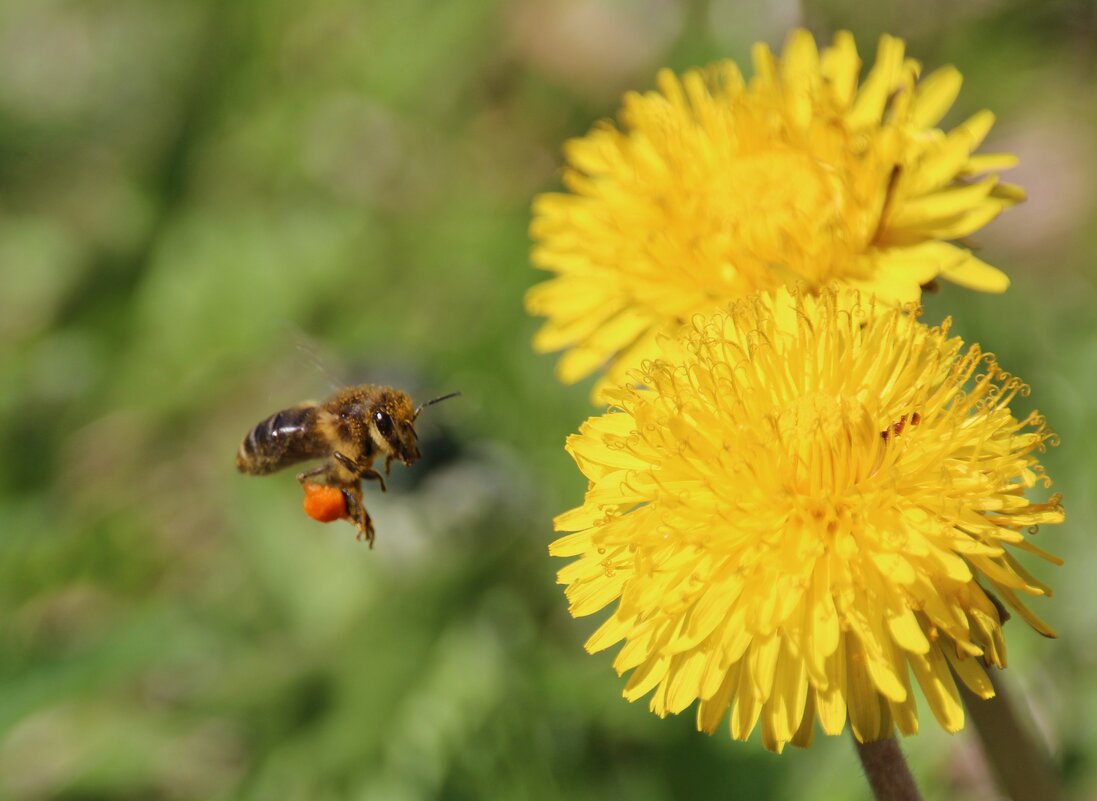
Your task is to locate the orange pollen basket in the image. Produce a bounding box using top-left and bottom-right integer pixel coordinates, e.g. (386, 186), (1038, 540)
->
(302, 482), (349, 523)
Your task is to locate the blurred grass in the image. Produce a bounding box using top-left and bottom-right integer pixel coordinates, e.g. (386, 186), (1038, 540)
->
(0, 0), (1094, 799)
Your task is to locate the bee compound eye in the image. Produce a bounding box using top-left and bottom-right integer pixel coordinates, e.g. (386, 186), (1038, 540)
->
(374, 410), (394, 438)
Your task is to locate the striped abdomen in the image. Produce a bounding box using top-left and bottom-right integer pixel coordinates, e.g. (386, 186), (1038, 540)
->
(236, 404), (329, 475)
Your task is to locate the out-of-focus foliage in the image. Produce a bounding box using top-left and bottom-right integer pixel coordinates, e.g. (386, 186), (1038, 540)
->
(0, 1), (1093, 799)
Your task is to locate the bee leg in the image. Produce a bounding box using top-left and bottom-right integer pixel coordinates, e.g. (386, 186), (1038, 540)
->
(359, 468), (387, 493)
(384, 455), (394, 475)
(296, 465), (330, 484)
(341, 484), (376, 548)
(332, 451), (387, 493)
(332, 451), (357, 474)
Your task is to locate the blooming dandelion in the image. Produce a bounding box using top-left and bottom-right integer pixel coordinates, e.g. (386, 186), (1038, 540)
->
(550, 287), (1063, 753)
(528, 30), (1023, 391)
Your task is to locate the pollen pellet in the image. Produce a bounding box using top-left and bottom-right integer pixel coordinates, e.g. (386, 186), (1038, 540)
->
(302, 482), (348, 523)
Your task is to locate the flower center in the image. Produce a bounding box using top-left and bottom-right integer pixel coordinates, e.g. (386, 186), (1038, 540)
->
(773, 392), (877, 498)
(707, 149), (851, 287)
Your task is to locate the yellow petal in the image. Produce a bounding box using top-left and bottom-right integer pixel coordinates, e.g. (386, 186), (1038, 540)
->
(816, 645), (848, 735)
(665, 648), (708, 713)
(549, 528), (593, 554)
(910, 65), (962, 128)
(909, 646), (964, 732)
(556, 307), (654, 384)
(889, 176), (998, 229)
(585, 613), (631, 653)
(567, 571), (627, 616)
(944, 647), (995, 699)
(847, 35), (905, 128)
(938, 247), (1010, 292)
(780, 30), (821, 128)
(963, 152), (1019, 174)
(624, 654), (670, 701)
(887, 606), (931, 654)
(906, 132), (980, 195)
(845, 637), (892, 742)
(820, 30), (861, 107)
(697, 661), (740, 733)
(928, 198), (1010, 240)
(730, 658), (763, 741)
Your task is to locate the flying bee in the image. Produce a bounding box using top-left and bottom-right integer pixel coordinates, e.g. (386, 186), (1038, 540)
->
(236, 385), (459, 546)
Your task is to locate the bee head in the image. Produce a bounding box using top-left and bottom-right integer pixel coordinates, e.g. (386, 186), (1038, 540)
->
(369, 390), (421, 465)
(368, 389), (459, 467)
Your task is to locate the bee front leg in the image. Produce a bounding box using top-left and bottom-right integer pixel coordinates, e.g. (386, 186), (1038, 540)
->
(359, 468), (387, 493)
(333, 451), (387, 492)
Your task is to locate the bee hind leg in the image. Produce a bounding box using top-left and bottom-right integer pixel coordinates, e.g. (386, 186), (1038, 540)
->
(341, 484), (376, 547)
(296, 465), (330, 484)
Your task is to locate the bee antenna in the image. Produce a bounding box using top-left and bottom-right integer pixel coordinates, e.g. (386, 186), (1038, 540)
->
(414, 391), (461, 419)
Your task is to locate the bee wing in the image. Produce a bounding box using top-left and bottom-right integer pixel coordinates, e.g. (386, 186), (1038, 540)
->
(292, 334), (344, 393)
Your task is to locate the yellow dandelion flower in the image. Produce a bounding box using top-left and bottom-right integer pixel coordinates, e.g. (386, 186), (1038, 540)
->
(528, 29), (1023, 390)
(550, 287), (1063, 753)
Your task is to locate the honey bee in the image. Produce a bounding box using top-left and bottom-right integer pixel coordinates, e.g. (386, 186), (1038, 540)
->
(236, 385), (459, 546)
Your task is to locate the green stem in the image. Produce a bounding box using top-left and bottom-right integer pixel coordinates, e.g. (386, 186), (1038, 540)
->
(853, 733), (924, 801)
(959, 671), (1061, 801)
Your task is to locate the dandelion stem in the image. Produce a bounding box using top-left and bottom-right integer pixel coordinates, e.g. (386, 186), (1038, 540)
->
(853, 734), (924, 801)
(960, 672), (1061, 801)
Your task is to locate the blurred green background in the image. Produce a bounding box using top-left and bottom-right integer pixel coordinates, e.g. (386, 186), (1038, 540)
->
(0, 1), (1093, 799)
